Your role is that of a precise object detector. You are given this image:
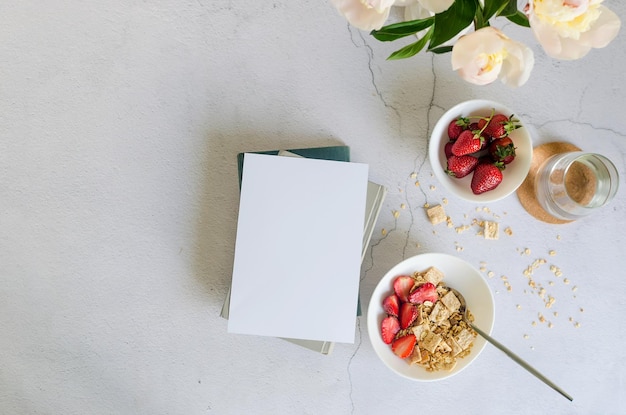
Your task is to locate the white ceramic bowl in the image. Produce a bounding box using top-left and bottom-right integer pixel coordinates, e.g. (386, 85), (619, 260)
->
(367, 253), (495, 381)
(428, 99), (533, 202)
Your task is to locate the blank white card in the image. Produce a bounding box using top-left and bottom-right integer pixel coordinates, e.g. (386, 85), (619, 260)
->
(227, 153), (368, 343)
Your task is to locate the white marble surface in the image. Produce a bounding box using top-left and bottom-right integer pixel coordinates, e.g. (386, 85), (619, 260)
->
(1, 1), (625, 414)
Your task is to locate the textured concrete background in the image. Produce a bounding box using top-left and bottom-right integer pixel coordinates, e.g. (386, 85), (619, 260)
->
(1, 1), (625, 414)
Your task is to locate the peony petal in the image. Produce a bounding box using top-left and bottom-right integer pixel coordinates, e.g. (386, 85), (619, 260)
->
(330, 0), (392, 31)
(581, 5), (621, 48)
(417, 0), (454, 14)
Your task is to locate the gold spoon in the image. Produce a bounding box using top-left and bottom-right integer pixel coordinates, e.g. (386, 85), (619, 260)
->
(449, 287), (573, 401)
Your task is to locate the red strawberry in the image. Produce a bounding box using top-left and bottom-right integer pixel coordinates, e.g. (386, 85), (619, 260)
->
(381, 316), (400, 344)
(471, 162), (504, 195)
(447, 117), (469, 140)
(451, 130), (483, 156)
(484, 113), (520, 138)
(393, 276), (414, 302)
(489, 137), (516, 164)
(399, 302), (418, 329)
(445, 155), (479, 178)
(408, 282), (438, 304)
(444, 141), (454, 159)
(391, 334), (417, 359)
(382, 294), (400, 317)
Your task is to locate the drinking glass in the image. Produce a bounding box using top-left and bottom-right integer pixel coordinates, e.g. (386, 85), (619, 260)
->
(535, 152), (619, 221)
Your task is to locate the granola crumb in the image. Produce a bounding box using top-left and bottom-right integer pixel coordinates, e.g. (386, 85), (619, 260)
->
(548, 322), (554, 329)
(531, 321), (537, 326)
(523, 334), (529, 339)
(556, 234), (562, 240)
(549, 250), (557, 256)
(580, 307), (584, 313)
(504, 227), (513, 236)
(430, 185), (436, 191)
(426, 204), (447, 225)
(400, 203), (406, 209)
(553, 311), (558, 317)
(483, 221), (499, 240)
(424, 202), (430, 208)
(575, 322), (581, 328)
(524, 248), (531, 255)
(415, 181), (420, 187)
(516, 304), (522, 310)
(381, 228), (387, 236)
(488, 271), (495, 278)
(563, 278), (570, 285)
(410, 172), (417, 179)
(442, 198), (448, 205)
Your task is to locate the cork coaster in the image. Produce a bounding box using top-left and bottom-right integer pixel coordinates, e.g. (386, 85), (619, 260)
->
(516, 142), (581, 224)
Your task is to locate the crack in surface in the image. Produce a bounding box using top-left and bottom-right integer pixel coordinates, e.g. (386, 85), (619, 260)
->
(345, 24), (405, 413)
(402, 54), (440, 258)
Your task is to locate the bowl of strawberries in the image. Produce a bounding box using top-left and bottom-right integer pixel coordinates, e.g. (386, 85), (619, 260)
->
(428, 99), (533, 202)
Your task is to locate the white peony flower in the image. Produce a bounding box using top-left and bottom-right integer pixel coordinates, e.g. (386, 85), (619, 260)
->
(451, 27), (535, 88)
(329, 0), (453, 31)
(330, 0), (397, 31)
(526, 0), (621, 60)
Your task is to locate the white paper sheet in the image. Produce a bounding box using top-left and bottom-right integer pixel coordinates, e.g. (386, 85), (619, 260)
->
(227, 153), (368, 343)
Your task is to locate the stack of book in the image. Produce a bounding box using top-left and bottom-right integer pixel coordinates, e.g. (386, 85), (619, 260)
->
(221, 146), (386, 354)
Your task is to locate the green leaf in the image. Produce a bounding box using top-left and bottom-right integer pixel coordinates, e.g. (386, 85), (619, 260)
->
(387, 27), (433, 60)
(371, 17), (434, 42)
(429, 46), (453, 54)
(429, 0), (478, 49)
(507, 10), (530, 27)
(498, 0), (518, 17)
(482, 0), (508, 21)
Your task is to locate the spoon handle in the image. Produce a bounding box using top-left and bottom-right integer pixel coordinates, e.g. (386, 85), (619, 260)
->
(470, 323), (573, 402)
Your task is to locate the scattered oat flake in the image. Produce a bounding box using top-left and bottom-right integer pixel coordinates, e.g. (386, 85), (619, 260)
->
(548, 322), (554, 329)
(488, 271), (495, 278)
(424, 202), (430, 208)
(553, 312), (558, 317)
(442, 198), (448, 205)
(563, 278), (570, 284)
(556, 234), (562, 240)
(524, 248), (531, 255)
(430, 185), (436, 190)
(381, 228), (387, 236)
(507, 286), (512, 292)
(504, 227), (513, 236)
(410, 172), (417, 179)
(393, 210), (400, 219)
(549, 250), (557, 256)
(572, 286), (578, 292)
(575, 322), (581, 328)
(400, 203), (406, 209)
(580, 308), (584, 313)
(523, 334), (529, 339)
(532, 321), (537, 326)
(415, 181), (420, 187)
(516, 304), (522, 310)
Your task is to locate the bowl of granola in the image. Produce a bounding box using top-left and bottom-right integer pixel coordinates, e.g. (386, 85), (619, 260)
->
(428, 99), (532, 202)
(367, 253), (495, 381)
